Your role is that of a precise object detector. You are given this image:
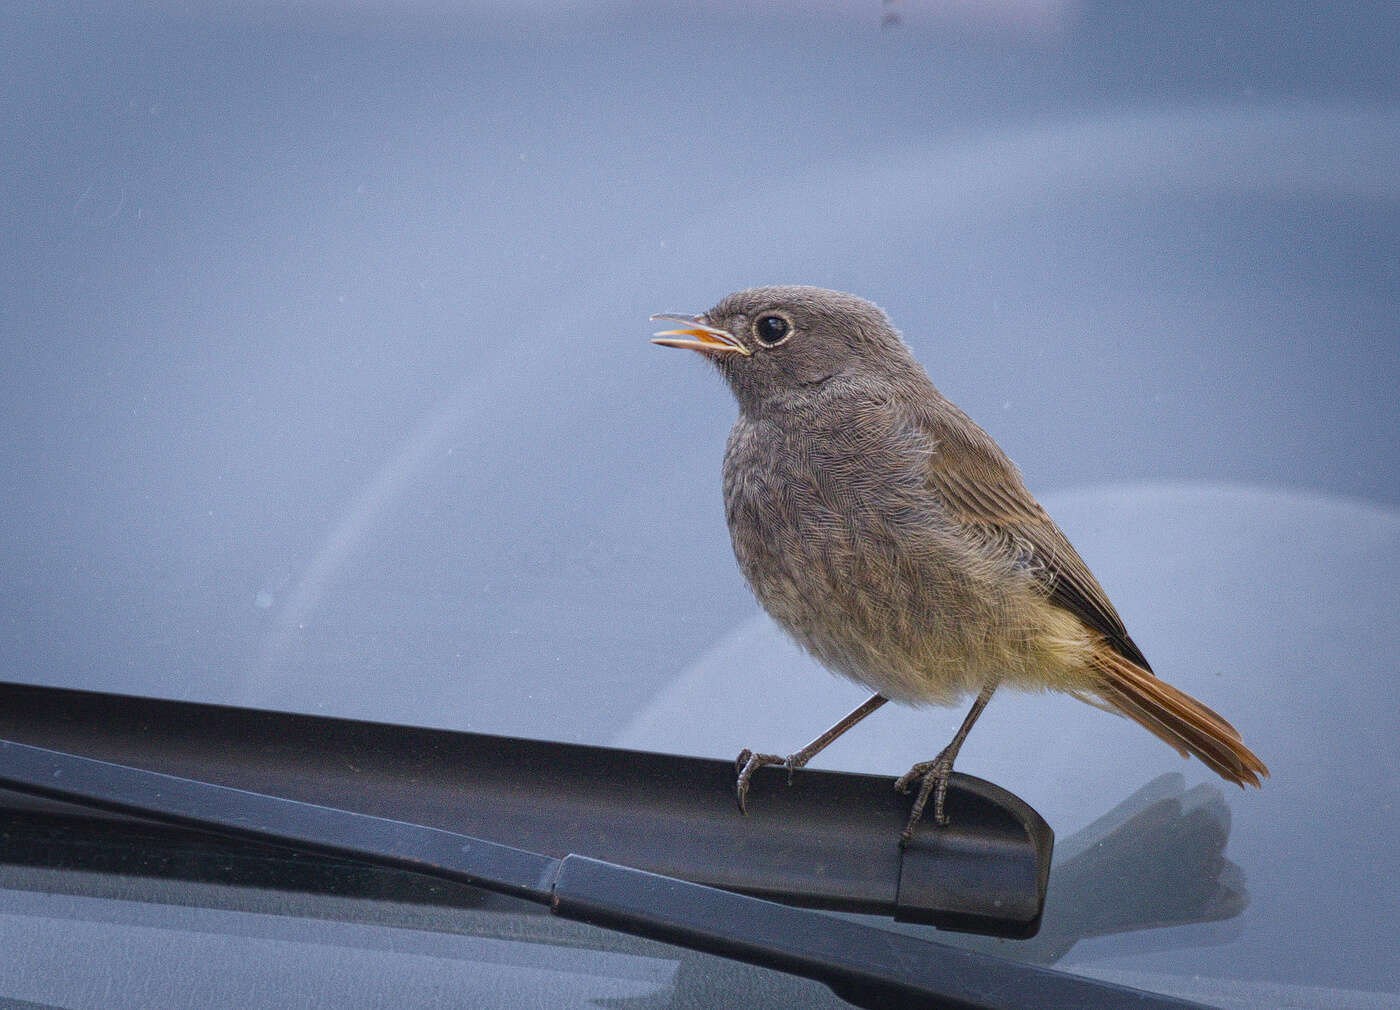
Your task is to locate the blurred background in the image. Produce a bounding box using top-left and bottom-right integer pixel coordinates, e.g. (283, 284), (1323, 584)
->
(2, 2), (1398, 999)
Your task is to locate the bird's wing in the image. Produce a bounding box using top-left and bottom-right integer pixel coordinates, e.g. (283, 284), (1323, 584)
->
(921, 408), (1154, 672)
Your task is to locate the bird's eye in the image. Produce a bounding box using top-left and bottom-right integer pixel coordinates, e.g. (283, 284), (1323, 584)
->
(754, 315), (791, 346)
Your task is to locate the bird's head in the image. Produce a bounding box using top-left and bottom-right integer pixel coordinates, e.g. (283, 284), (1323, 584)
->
(651, 286), (915, 413)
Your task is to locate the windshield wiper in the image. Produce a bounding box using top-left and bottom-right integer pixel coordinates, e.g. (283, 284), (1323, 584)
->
(0, 680), (1050, 937)
(0, 736), (1209, 1010)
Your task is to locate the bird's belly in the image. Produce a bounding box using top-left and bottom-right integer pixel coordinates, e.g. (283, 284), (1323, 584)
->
(729, 504), (1022, 707)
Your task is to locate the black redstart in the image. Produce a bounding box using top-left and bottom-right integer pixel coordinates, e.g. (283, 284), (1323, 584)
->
(652, 285), (1267, 842)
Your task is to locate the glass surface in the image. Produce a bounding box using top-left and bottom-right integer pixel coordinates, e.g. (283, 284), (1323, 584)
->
(0, 868), (850, 1009)
(3, 3), (1398, 1007)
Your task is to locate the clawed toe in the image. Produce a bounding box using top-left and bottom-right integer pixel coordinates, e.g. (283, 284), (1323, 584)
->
(735, 748), (755, 776)
(893, 759), (935, 795)
(734, 749), (797, 814)
(896, 753), (954, 843)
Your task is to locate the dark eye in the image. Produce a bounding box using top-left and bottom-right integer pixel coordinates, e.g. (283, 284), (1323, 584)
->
(754, 315), (790, 346)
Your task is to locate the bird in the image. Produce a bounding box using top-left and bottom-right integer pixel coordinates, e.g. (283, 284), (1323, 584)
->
(651, 285), (1268, 842)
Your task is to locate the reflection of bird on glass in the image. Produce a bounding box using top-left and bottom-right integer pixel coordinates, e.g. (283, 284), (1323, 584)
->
(652, 286), (1268, 841)
(962, 775), (1248, 964)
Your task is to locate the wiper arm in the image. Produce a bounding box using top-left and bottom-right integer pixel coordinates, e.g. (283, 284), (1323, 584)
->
(1, 738), (1209, 1010)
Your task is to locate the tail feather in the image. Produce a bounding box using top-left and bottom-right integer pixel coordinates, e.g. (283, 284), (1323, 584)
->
(1090, 647), (1269, 788)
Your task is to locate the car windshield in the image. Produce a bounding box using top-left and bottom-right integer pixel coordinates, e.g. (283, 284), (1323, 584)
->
(3, 3), (1398, 1007)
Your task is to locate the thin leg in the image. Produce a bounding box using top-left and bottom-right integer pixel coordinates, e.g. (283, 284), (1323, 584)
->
(895, 681), (998, 843)
(735, 693), (888, 813)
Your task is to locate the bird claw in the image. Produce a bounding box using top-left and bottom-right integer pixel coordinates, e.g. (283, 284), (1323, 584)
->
(734, 748), (754, 777)
(734, 749), (796, 814)
(895, 751), (954, 844)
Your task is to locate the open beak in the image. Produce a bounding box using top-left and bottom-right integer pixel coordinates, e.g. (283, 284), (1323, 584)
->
(650, 313), (751, 356)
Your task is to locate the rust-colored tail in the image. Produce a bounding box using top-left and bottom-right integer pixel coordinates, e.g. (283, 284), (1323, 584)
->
(1090, 646), (1269, 787)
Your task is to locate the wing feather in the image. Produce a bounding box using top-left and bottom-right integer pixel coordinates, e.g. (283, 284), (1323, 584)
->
(921, 406), (1154, 672)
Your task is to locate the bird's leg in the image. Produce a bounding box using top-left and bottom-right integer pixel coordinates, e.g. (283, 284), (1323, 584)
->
(735, 693), (888, 813)
(895, 681), (998, 843)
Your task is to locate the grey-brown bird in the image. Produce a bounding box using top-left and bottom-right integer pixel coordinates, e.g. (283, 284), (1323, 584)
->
(652, 285), (1268, 842)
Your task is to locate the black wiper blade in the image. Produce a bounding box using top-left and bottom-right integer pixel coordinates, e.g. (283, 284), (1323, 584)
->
(0, 738), (1209, 1010)
(0, 680), (1053, 937)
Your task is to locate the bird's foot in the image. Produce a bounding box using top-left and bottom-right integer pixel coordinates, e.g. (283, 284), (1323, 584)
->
(894, 748), (955, 844)
(734, 748), (800, 814)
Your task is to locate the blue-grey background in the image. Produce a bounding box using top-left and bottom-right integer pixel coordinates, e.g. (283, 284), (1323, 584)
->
(2, 3), (1398, 1006)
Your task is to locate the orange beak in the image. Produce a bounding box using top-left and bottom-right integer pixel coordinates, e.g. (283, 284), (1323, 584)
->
(650, 313), (751, 356)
